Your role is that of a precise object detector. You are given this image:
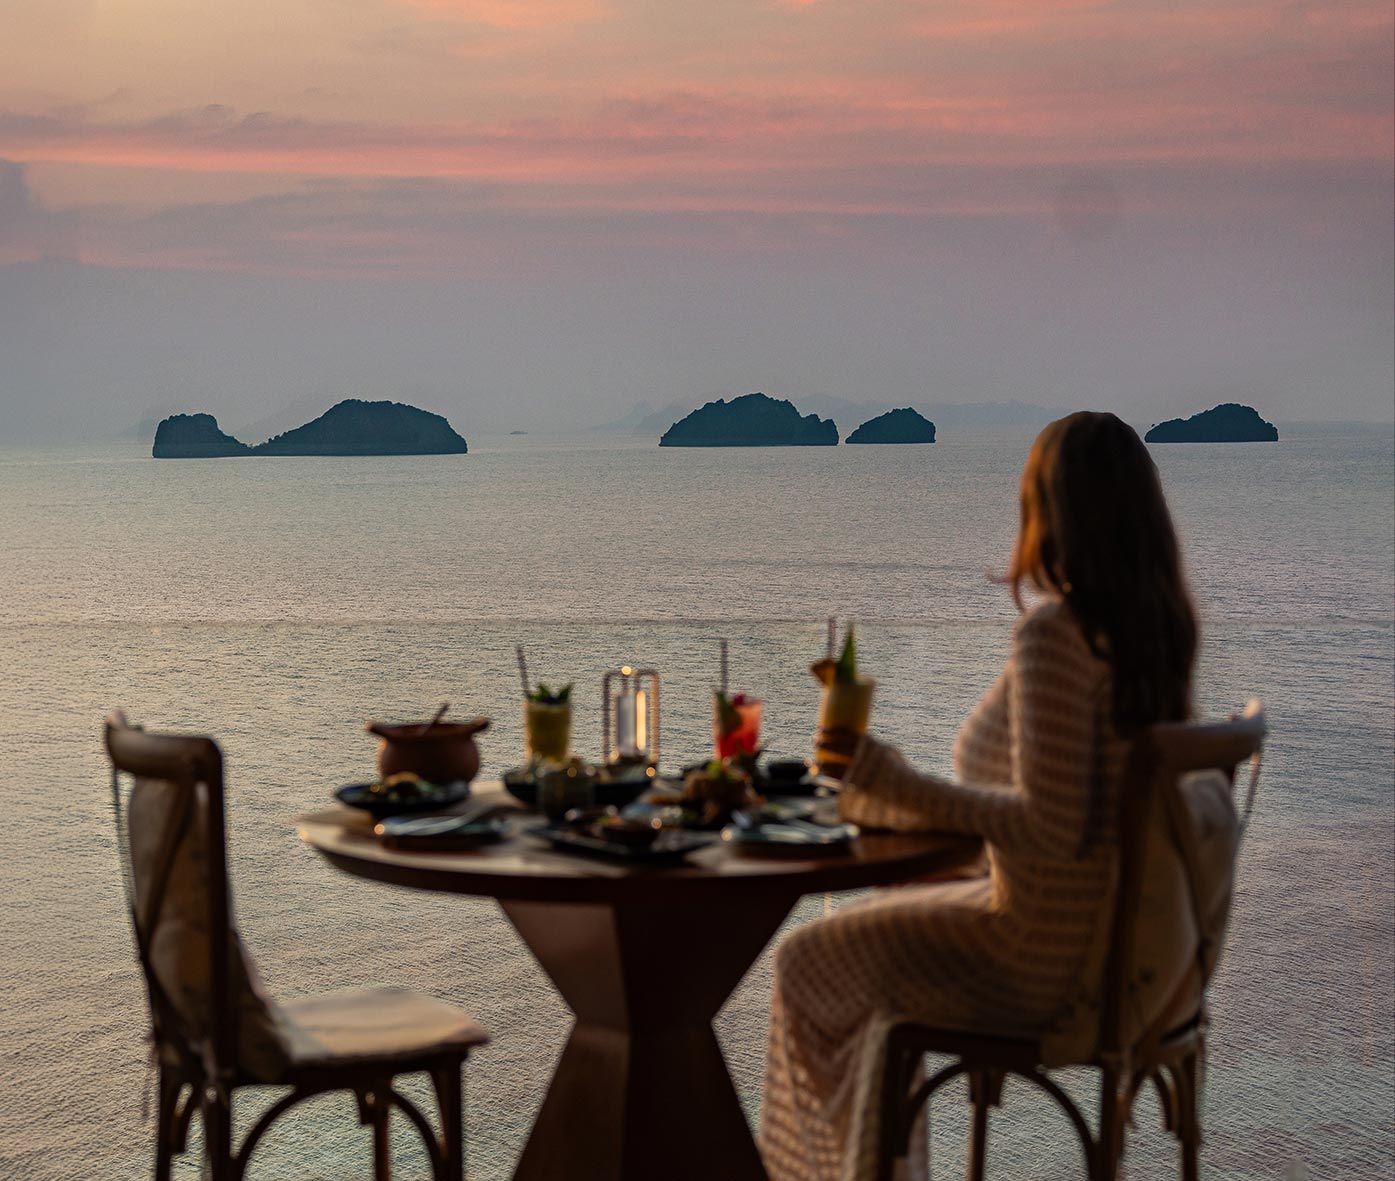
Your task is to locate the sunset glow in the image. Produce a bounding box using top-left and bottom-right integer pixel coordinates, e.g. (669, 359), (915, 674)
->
(2, 0), (1389, 273)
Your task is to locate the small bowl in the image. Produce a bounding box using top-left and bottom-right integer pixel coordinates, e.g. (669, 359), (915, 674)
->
(763, 758), (818, 797)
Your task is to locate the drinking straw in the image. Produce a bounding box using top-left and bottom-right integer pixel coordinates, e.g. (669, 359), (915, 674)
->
(419, 702), (450, 736)
(719, 638), (729, 695)
(826, 616), (836, 660)
(516, 645), (531, 698)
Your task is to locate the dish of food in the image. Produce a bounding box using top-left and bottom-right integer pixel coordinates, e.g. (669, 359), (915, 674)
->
(529, 811), (715, 863)
(679, 759), (765, 828)
(336, 773), (470, 820)
(502, 761), (654, 810)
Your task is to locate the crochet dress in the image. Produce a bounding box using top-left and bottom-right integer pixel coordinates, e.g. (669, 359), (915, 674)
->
(759, 598), (1128, 1181)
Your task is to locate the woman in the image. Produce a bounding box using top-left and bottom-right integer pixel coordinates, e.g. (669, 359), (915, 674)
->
(759, 411), (1198, 1181)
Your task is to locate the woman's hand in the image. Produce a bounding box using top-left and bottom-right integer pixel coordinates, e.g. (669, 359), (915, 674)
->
(813, 726), (863, 781)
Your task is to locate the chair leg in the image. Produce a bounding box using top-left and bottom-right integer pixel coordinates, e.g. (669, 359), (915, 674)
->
(372, 1103), (392, 1181)
(967, 1070), (995, 1181)
(356, 1087), (394, 1181)
(1177, 1053), (1201, 1181)
(201, 1090), (234, 1181)
(154, 1070), (181, 1181)
(426, 1059), (465, 1181)
(431, 1058), (465, 1181)
(874, 1033), (913, 1181)
(1095, 1065), (1125, 1181)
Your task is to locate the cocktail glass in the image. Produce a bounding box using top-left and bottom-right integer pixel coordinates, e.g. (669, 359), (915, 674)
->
(524, 698), (572, 765)
(814, 675), (876, 775)
(713, 692), (763, 760)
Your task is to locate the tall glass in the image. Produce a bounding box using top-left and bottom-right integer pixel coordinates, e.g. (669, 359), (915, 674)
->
(814, 675), (875, 775)
(524, 698), (572, 765)
(713, 693), (763, 760)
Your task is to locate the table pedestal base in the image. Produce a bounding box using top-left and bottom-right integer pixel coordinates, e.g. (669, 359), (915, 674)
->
(502, 894), (794, 1181)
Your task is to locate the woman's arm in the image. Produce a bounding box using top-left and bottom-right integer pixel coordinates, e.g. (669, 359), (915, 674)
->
(838, 604), (1102, 857)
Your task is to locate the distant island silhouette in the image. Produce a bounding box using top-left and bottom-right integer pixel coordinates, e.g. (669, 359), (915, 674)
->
(846, 407), (937, 444)
(659, 392), (838, 447)
(1145, 403), (1278, 443)
(152, 400), (468, 458)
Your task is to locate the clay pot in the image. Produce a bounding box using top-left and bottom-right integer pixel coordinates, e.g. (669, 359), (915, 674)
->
(366, 718), (490, 785)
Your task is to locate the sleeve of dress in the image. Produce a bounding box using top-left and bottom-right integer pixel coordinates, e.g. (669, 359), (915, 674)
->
(838, 605), (1101, 857)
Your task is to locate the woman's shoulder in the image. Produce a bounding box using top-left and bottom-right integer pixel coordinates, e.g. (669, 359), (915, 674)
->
(1012, 597), (1102, 663)
(1013, 595), (1075, 634)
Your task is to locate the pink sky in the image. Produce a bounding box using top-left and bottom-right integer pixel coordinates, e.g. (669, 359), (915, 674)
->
(0, 0), (1391, 430)
(2, 0), (1389, 269)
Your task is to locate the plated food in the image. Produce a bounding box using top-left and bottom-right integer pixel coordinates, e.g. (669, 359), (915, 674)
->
(336, 773), (471, 820)
(680, 759), (765, 828)
(532, 806), (715, 863)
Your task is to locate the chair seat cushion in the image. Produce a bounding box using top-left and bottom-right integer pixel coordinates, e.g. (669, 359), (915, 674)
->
(279, 986), (489, 1072)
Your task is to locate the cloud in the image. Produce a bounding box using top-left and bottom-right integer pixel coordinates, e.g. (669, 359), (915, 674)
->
(0, 158), (76, 261)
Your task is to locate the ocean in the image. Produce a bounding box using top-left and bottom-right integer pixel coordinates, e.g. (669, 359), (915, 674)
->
(0, 425), (1391, 1180)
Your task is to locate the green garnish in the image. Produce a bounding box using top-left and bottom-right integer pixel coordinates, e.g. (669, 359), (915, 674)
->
(529, 682), (573, 705)
(834, 626), (858, 684)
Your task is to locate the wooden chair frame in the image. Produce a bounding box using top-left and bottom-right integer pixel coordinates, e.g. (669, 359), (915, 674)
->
(876, 704), (1267, 1181)
(106, 715), (473, 1181)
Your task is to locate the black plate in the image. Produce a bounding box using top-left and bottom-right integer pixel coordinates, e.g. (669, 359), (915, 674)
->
(375, 813), (508, 850)
(502, 766), (653, 811)
(721, 820), (858, 857)
(336, 779), (471, 821)
(528, 821), (716, 863)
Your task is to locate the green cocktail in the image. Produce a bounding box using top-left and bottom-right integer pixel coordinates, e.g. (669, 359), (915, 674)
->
(524, 683), (573, 765)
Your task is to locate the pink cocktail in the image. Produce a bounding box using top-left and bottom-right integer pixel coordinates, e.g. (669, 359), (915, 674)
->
(713, 692), (762, 759)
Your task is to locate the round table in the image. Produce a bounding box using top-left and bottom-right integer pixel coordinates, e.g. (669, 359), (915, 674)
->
(298, 784), (981, 1181)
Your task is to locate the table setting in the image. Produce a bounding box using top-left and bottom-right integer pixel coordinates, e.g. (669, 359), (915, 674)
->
(327, 621), (876, 869)
(297, 621), (980, 1181)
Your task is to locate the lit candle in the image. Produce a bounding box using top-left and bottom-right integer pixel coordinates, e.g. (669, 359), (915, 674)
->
(634, 689), (648, 756)
(615, 686), (637, 756)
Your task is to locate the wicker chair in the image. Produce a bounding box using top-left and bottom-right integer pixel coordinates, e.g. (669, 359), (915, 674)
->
(875, 702), (1267, 1181)
(105, 712), (490, 1181)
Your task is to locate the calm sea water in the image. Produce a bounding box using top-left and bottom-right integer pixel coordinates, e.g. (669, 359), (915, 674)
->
(1, 426), (1391, 1180)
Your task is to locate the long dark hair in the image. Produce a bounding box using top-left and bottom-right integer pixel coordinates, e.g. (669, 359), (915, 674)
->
(1006, 411), (1197, 734)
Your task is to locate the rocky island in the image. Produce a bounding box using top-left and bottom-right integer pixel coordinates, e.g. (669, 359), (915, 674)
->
(152, 399), (468, 458)
(846, 407), (937, 444)
(152, 413), (252, 458)
(1145, 403), (1278, 443)
(659, 392), (838, 447)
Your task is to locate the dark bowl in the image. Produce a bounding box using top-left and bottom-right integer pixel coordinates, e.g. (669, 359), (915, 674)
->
(502, 766), (651, 811)
(501, 768), (538, 807)
(763, 758), (817, 796)
(336, 779), (470, 821)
